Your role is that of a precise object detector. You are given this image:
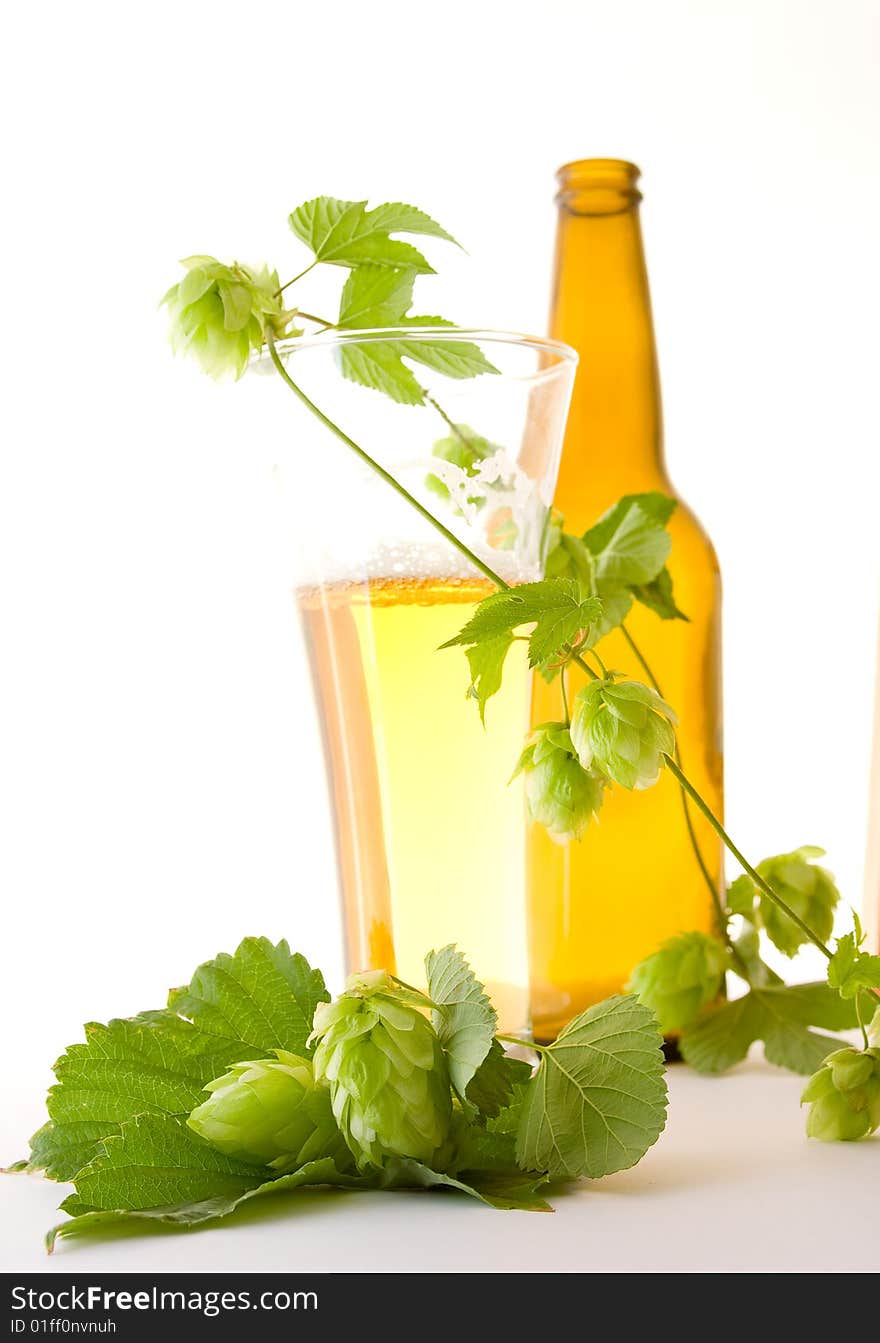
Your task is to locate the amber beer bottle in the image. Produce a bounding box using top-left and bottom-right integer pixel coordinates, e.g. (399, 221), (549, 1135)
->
(528, 159), (724, 1041)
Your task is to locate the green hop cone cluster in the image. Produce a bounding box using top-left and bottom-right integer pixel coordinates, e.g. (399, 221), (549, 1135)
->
(755, 847), (840, 956)
(627, 931), (729, 1033)
(310, 970), (452, 1170)
(162, 256), (289, 379)
(187, 1050), (347, 1172)
(511, 722), (605, 843)
(570, 676), (676, 790)
(801, 1046), (880, 1141)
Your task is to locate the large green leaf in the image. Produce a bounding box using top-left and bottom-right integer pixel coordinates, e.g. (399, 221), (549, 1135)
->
(425, 946), (497, 1106)
(68, 1114), (265, 1215)
(680, 982), (863, 1075)
(443, 579), (602, 675)
(48, 1153), (365, 1251)
(30, 1011), (244, 1180)
(516, 995), (667, 1179)
(168, 937), (329, 1057)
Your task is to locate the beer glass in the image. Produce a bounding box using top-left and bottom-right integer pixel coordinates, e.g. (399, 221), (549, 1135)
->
(255, 329), (576, 1034)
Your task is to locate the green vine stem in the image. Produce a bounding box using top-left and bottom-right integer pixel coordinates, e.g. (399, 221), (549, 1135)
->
(663, 754), (832, 959)
(619, 621), (739, 962)
(266, 333), (509, 591)
(265, 334), (833, 972)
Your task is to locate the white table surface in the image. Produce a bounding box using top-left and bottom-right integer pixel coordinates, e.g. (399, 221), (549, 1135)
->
(2, 1060), (877, 1274)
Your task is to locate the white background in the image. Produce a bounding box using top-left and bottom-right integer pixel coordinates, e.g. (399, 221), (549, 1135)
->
(1, 0), (879, 1184)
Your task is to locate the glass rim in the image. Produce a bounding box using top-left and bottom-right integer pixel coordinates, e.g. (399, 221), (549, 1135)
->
(258, 326), (578, 368)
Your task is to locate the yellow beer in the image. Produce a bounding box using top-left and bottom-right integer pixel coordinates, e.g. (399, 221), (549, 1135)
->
(299, 575), (531, 1033)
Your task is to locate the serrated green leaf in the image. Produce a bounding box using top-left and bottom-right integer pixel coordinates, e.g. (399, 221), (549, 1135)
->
(47, 1155), (366, 1250)
(289, 197), (456, 273)
(168, 937), (329, 1057)
(338, 292), (496, 395)
(465, 635), (513, 723)
(443, 579), (602, 675)
(583, 494), (674, 588)
(680, 982), (862, 1075)
(392, 322), (499, 380)
(516, 995), (667, 1179)
(827, 928), (880, 1000)
(47, 1143), (550, 1248)
(425, 946), (497, 1106)
(337, 265), (415, 327)
(27, 1121), (115, 1184)
(337, 340), (426, 404)
(28, 1012), (246, 1181)
(335, 267), (497, 404)
(465, 1040), (532, 1119)
(630, 567), (689, 621)
(71, 1114), (265, 1214)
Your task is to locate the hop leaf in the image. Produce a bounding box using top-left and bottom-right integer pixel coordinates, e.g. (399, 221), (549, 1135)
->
(801, 1047), (880, 1141)
(627, 932), (729, 1034)
(755, 847), (840, 957)
(444, 579), (602, 672)
(187, 1051), (348, 1172)
(288, 197), (457, 273)
(512, 723), (605, 843)
(310, 971), (452, 1170)
(570, 676), (676, 790)
(333, 266), (498, 404)
(581, 492), (675, 587)
(827, 914), (880, 999)
(162, 257), (289, 380)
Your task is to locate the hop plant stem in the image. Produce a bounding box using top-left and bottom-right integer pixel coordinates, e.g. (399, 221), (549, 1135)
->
(663, 755), (832, 960)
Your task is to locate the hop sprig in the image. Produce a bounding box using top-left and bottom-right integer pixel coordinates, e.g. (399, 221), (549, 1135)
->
(801, 1047), (880, 1141)
(187, 1050), (347, 1172)
(570, 676), (676, 791)
(162, 256), (291, 380)
(511, 723), (605, 843)
(310, 970), (452, 1170)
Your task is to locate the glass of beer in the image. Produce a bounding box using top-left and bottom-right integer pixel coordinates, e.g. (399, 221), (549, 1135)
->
(256, 330), (576, 1035)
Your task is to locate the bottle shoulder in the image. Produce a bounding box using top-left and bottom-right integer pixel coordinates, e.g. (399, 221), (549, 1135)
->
(667, 492), (720, 570)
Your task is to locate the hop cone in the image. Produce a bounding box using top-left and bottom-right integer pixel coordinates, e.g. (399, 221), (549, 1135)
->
(570, 676), (676, 790)
(756, 847), (840, 956)
(511, 722), (605, 843)
(801, 1047), (880, 1141)
(627, 931), (729, 1033)
(310, 970), (452, 1170)
(187, 1050), (347, 1171)
(162, 256), (288, 379)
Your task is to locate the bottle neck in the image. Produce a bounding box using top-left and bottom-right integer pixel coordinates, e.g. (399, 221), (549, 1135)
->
(549, 160), (667, 530)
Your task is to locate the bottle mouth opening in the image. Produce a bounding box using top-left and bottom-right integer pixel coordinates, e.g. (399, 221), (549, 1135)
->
(556, 158), (642, 215)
